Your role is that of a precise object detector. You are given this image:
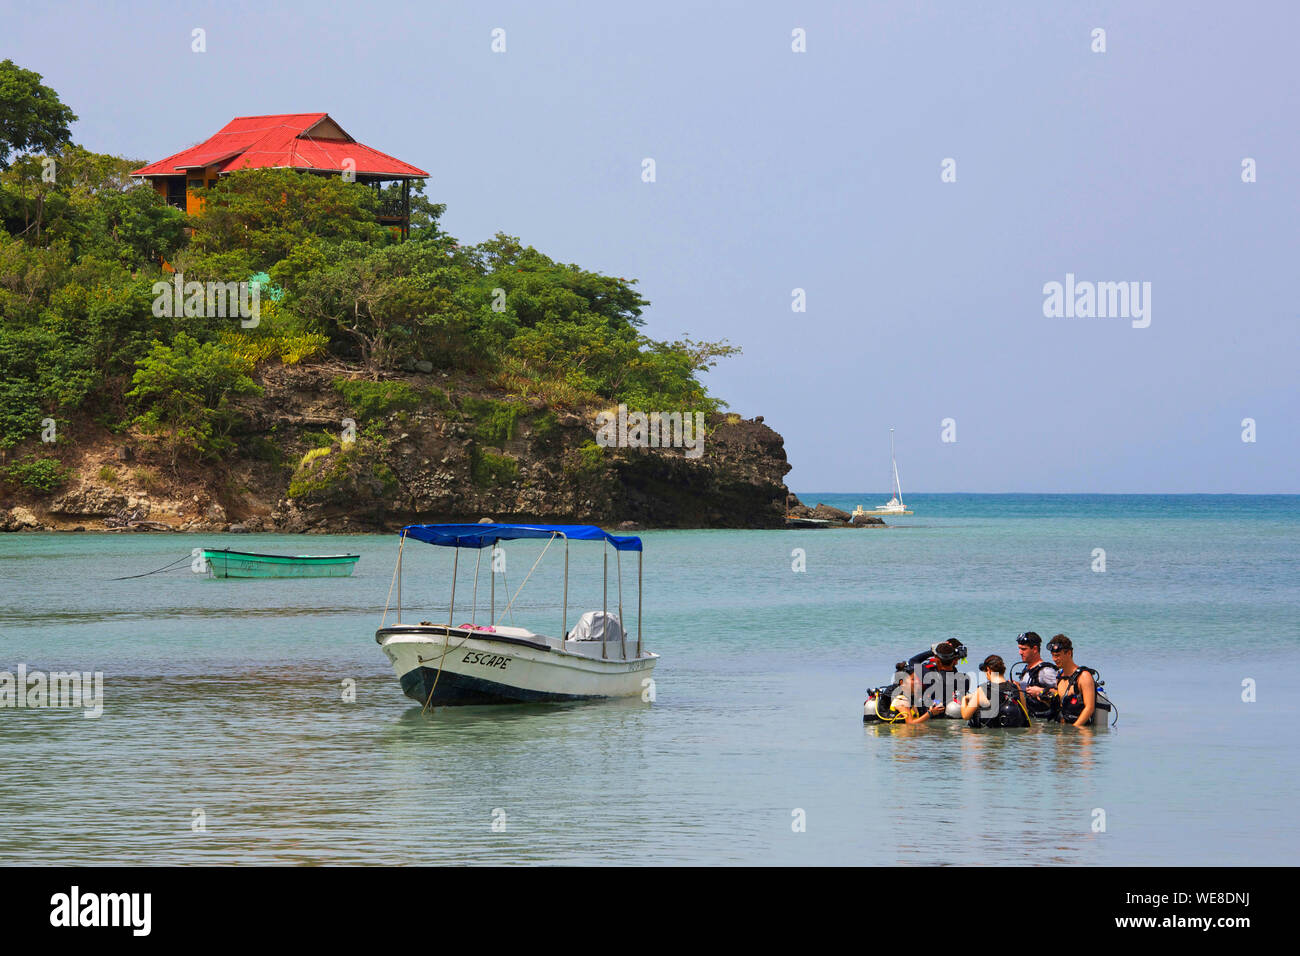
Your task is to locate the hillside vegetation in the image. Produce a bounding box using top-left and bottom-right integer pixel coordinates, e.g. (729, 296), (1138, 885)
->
(0, 60), (736, 485)
(0, 60), (793, 532)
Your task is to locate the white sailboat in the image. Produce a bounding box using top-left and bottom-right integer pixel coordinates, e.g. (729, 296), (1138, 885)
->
(853, 428), (913, 518)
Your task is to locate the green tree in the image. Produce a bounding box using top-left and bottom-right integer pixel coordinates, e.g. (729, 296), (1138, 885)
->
(0, 146), (185, 257)
(191, 168), (388, 270)
(126, 333), (262, 466)
(0, 60), (77, 169)
(293, 238), (491, 375)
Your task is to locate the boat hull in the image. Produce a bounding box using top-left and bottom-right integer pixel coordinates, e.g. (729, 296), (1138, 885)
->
(378, 626), (657, 707)
(202, 549), (360, 579)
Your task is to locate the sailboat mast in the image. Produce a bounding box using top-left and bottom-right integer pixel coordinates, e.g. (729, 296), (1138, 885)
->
(889, 429), (899, 502)
(890, 428), (902, 502)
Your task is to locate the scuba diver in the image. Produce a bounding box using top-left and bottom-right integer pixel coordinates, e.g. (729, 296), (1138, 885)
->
(863, 640), (981, 724)
(1048, 634), (1107, 727)
(961, 655), (1031, 727)
(1013, 631), (1059, 721)
(888, 666), (948, 724)
(905, 640), (971, 712)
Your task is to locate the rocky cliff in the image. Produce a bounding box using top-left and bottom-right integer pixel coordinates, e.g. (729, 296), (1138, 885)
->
(1, 364), (793, 533)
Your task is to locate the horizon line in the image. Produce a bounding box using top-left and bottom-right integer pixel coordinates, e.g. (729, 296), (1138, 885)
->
(794, 491), (1300, 497)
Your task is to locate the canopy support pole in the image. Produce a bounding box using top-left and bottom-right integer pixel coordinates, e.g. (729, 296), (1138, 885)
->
(637, 552), (643, 657)
(617, 549), (625, 660)
(490, 539), (496, 625)
(602, 546), (608, 660)
(397, 532), (403, 623)
(471, 546), (482, 624)
(562, 538), (569, 644)
(448, 547), (459, 627)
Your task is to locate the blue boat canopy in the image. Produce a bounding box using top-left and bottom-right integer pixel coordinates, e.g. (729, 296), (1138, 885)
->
(401, 523), (642, 552)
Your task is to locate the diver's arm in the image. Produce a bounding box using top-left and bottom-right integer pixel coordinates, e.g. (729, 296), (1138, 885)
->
(959, 687), (986, 720)
(902, 703), (945, 724)
(1074, 670), (1096, 727)
(907, 648), (936, 666)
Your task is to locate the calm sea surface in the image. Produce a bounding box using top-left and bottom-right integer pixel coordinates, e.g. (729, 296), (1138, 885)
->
(1, 494), (1297, 865)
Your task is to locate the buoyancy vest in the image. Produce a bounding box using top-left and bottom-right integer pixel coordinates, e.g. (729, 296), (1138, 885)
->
(1022, 660), (1059, 719)
(919, 661), (970, 708)
(1059, 666), (1105, 725)
(968, 680), (1031, 728)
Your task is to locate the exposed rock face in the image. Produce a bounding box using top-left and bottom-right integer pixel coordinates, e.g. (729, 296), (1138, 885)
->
(49, 488), (130, 518)
(3, 365), (795, 532)
(810, 503), (852, 522)
(1, 506), (41, 531)
(781, 496), (885, 529)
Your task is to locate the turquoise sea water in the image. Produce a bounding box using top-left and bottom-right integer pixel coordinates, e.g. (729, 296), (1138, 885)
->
(1, 494), (1297, 865)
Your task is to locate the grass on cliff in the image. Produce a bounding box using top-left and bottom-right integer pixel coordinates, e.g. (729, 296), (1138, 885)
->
(332, 379), (421, 422)
(469, 446), (519, 487)
(287, 441), (397, 502)
(462, 397), (525, 445)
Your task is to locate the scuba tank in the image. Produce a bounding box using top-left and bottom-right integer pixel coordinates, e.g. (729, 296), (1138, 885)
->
(945, 692), (963, 719)
(968, 681), (1031, 728)
(1059, 666), (1115, 728)
(863, 684), (901, 723)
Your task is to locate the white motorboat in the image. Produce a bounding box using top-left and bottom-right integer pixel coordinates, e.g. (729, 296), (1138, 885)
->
(853, 427), (913, 517)
(376, 523), (658, 708)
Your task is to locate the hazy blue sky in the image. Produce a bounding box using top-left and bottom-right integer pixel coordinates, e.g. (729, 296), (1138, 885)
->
(5, 1), (1296, 492)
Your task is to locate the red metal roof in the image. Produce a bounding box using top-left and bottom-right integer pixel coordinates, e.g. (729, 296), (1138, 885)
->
(131, 113), (428, 179)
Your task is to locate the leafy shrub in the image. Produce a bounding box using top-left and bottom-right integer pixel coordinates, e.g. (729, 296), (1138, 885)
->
(299, 429), (337, 450)
(332, 378), (420, 421)
(4, 456), (70, 493)
(463, 397), (523, 444)
(126, 333), (262, 464)
(564, 440), (605, 479)
(470, 447), (518, 486)
(530, 411), (559, 442)
(287, 440), (397, 501)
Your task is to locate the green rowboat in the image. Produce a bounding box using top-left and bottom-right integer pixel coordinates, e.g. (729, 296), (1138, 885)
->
(201, 548), (360, 579)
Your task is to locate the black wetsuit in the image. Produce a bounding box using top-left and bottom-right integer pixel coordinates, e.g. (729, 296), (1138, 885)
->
(967, 680), (1030, 728)
(1019, 660), (1059, 720)
(905, 650), (971, 711)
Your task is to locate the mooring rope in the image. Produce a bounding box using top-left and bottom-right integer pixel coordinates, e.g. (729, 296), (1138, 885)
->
(421, 629), (473, 716)
(111, 553), (194, 580)
(422, 535), (558, 715)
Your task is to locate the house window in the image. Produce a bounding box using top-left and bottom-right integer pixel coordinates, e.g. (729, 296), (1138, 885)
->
(188, 179), (204, 189)
(165, 178), (186, 209)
